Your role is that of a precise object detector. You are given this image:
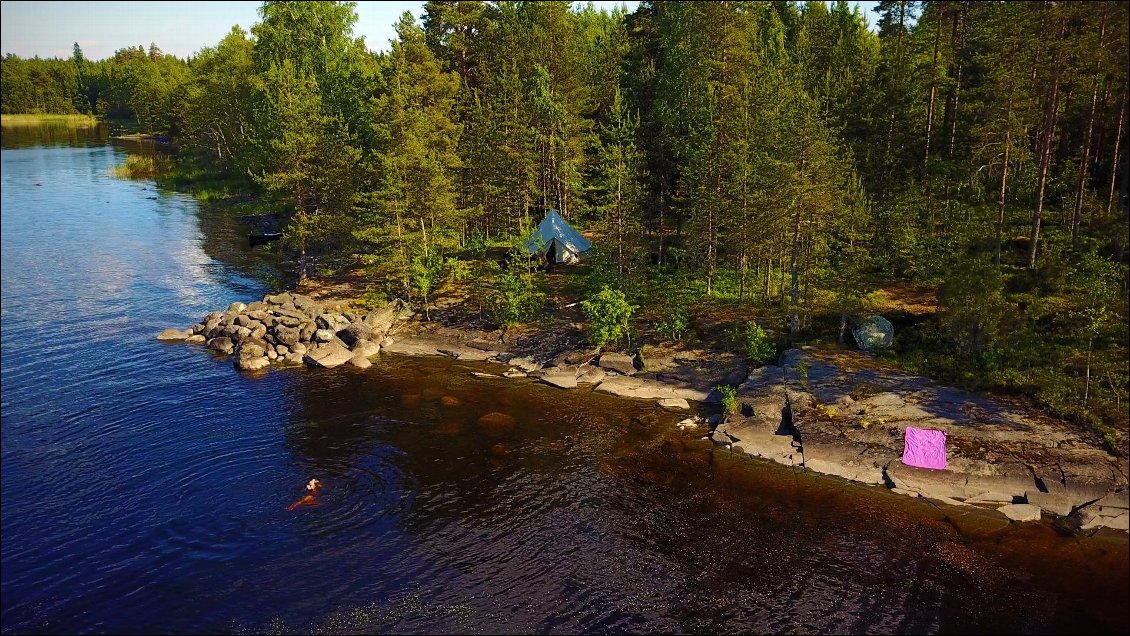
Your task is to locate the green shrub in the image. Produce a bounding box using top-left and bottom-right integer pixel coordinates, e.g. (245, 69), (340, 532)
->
(356, 286), (388, 311)
(581, 286), (638, 348)
(656, 303), (691, 342)
(717, 385), (739, 414)
(488, 248), (544, 328)
(728, 320), (775, 364)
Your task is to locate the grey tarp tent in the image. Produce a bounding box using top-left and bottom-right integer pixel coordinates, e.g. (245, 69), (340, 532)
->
(523, 209), (592, 264)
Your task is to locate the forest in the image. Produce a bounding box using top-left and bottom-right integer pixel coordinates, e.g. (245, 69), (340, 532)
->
(2, 1), (1127, 446)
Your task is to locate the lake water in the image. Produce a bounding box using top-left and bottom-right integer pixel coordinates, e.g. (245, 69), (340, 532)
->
(1, 125), (1127, 634)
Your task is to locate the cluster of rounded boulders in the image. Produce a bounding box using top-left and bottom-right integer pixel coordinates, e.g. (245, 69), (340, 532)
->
(156, 293), (412, 372)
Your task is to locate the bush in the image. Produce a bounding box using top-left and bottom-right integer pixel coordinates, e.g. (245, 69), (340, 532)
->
(656, 303), (691, 342)
(717, 385), (739, 414)
(488, 248), (544, 328)
(581, 286), (638, 348)
(728, 320), (776, 364)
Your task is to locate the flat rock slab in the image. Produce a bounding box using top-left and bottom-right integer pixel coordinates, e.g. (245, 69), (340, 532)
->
(157, 328), (192, 341)
(508, 357), (543, 372)
(381, 337), (442, 356)
(594, 375), (709, 402)
(539, 368), (578, 389)
(657, 398), (690, 410)
(998, 503), (1042, 522)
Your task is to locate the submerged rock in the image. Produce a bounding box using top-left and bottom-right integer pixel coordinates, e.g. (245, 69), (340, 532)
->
(156, 328), (192, 341)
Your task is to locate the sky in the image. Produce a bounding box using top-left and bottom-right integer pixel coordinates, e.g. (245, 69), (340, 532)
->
(1, 1), (880, 61)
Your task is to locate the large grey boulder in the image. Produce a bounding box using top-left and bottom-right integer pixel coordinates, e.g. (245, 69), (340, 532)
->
(852, 315), (894, 351)
(303, 341), (354, 368)
(313, 328), (336, 343)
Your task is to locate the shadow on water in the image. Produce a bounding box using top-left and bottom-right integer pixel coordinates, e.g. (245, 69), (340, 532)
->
(0, 121), (110, 149)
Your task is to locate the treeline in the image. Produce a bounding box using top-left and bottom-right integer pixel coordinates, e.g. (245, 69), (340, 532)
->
(2, 1), (1128, 440)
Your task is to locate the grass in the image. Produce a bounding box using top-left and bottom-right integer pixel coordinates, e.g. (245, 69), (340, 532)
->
(1, 113), (99, 128)
(112, 154), (164, 179)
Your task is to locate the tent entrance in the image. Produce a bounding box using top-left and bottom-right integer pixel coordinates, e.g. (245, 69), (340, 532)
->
(545, 240), (557, 265)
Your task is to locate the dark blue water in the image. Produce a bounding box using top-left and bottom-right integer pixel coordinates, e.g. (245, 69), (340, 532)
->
(2, 126), (1128, 635)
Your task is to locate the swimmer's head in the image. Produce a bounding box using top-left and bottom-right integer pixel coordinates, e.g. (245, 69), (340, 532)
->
(307, 478), (321, 491)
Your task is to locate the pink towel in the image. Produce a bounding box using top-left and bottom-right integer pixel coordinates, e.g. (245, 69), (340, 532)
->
(903, 426), (947, 470)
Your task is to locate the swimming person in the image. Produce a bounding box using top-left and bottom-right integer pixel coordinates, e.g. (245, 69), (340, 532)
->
(287, 478), (322, 511)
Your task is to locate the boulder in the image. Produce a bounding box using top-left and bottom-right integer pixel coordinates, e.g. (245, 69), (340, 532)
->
(185, 334), (206, 344)
(598, 352), (637, 376)
(289, 342), (307, 356)
(235, 326), (252, 340)
(235, 337), (269, 360)
(245, 301), (266, 311)
(998, 503), (1042, 522)
(274, 325), (301, 346)
(337, 323), (372, 347)
(206, 337), (235, 355)
(348, 355), (372, 369)
(657, 398), (690, 410)
(156, 328), (192, 341)
(351, 340), (382, 358)
(236, 355), (270, 371)
(282, 352), (305, 365)
(228, 301), (247, 314)
(266, 349), (278, 360)
(362, 303), (399, 335)
(851, 315), (894, 351)
(303, 341), (354, 368)
(313, 328), (336, 343)
(291, 294), (322, 316)
(264, 292), (293, 305)
(315, 313), (351, 333)
(299, 322), (317, 342)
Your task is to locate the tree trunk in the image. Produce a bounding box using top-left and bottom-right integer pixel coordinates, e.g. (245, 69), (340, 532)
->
(1107, 88), (1127, 216)
(1028, 14), (1065, 269)
(924, 3), (944, 167)
(996, 97), (1013, 268)
(789, 199), (802, 334)
(1072, 74), (1101, 250)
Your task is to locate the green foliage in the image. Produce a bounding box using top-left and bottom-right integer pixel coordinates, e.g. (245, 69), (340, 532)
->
(656, 302), (691, 342)
(487, 247), (545, 328)
(726, 320), (776, 364)
(717, 385), (739, 415)
(581, 286), (638, 348)
(356, 286), (388, 311)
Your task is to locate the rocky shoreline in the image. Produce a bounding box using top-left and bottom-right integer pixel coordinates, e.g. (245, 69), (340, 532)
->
(158, 293), (1129, 533)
